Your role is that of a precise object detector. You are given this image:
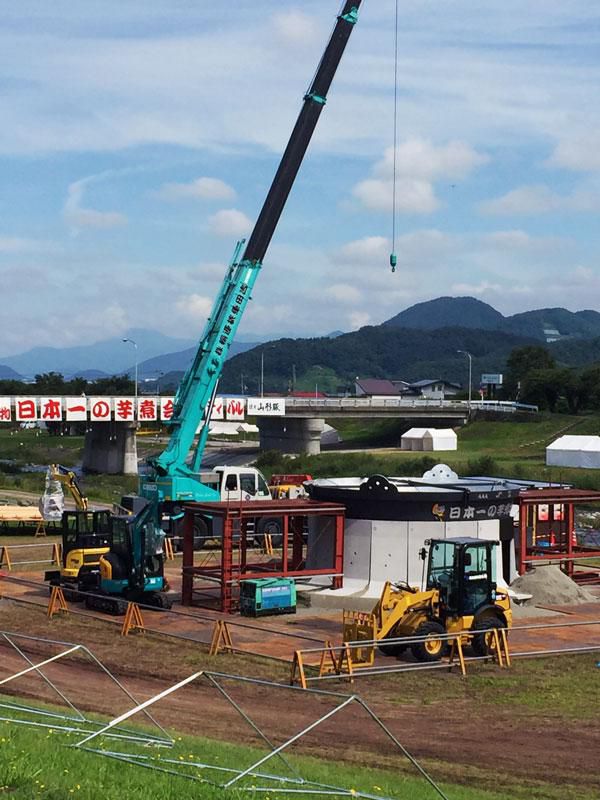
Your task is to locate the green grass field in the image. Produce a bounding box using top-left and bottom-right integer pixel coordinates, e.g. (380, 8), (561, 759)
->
(0, 705), (580, 800)
(259, 412), (600, 490)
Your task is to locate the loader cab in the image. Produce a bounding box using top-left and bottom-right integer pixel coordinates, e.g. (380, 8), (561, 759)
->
(425, 538), (498, 619)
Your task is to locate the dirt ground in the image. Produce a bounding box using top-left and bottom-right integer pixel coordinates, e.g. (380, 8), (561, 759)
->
(1, 586), (599, 797)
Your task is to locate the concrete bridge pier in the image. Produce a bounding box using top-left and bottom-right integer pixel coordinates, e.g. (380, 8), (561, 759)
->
(258, 417), (325, 455)
(82, 422), (138, 475)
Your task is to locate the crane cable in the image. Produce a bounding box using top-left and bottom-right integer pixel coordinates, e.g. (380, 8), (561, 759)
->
(389, 0), (400, 273)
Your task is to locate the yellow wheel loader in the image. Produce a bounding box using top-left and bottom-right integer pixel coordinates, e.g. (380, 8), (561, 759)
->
(344, 537), (512, 663)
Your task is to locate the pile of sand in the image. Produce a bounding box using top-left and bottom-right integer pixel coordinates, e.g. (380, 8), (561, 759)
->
(510, 565), (597, 606)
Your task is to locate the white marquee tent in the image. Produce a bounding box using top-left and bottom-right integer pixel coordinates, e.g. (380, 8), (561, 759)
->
(401, 427), (457, 451)
(546, 435), (600, 469)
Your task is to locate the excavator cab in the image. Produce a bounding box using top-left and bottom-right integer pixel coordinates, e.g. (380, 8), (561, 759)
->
(425, 537), (499, 620)
(45, 510), (112, 591)
(97, 499), (170, 611)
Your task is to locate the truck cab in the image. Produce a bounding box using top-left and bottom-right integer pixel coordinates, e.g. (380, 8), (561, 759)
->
(215, 466), (271, 502)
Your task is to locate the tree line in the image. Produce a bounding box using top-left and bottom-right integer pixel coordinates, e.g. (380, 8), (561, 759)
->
(503, 346), (600, 413)
(0, 372), (135, 396)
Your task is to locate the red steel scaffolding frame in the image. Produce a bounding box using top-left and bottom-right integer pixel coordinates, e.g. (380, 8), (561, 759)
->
(518, 488), (600, 582)
(180, 499), (345, 613)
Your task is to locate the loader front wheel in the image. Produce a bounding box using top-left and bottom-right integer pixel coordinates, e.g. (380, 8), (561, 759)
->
(470, 617), (505, 657)
(378, 638), (407, 658)
(411, 621), (446, 663)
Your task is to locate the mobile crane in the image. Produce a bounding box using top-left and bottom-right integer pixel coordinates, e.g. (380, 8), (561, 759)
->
(141, 3), (363, 516)
(46, 2), (362, 613)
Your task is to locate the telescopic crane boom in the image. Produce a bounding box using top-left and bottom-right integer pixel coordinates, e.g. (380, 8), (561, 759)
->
(144, 2), (362, 505)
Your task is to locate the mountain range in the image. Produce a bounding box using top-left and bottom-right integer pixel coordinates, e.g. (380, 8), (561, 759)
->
(3, 298), (600, 388)
(384, 297), (600, 341)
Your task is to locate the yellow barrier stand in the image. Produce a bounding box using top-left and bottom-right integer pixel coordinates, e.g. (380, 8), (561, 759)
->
(164, 538), (175, 561)
(336, 643), (355, 684)
(448, 635), (467, 676)
(500, 629), (511, 667)
(0, 546), (12, 571)
(262, 533), (274, 556)
(318, 640), (339, 677)
(290, 650), (307, 689)
(51, 542), (62, 566)
(209, 620), (234, 655)
(35, 520), (47, 537)
(121, 602), (145, 636)
(47, 586), (68, 618)
(490, 628), (511, 668)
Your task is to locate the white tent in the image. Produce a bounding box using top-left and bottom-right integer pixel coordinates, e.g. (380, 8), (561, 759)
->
(546, 435), (600, 469)
(401, 427), (457, 451)
(423, 428), (457, 451)
(400, 428), (429, 451)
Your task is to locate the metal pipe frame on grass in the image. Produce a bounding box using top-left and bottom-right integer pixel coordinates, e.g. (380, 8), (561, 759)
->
(0, 629), (172, 746)
(74, 668), (449, 800)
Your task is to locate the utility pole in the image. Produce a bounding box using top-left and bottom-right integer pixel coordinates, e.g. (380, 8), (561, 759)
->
(457, 350), (472, 412)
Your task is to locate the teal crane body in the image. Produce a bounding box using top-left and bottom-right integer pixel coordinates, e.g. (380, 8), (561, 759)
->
(141, 2), (362, 506)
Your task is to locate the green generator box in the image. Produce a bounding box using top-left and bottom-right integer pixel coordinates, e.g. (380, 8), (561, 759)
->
(239, 578), (297, 617)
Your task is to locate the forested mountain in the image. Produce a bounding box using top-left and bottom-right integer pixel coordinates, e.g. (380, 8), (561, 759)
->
(0, 365), (23, 380)
(219, 326), (536, 394)
(384, 297), (600, 343)
(384, 297), (505, 332)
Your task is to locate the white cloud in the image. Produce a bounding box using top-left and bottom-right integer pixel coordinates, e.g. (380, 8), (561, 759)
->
(480, 184), (600, 215)
(325, 284), (361, 304)
(0, 236), (52, 254)
(336, 236), (391, 265)
(349, 311), (371, 330)
(158, 177), (236, 202)
(175, 293), (213, 322)
(64, 180), (127, 230)
(352, 139), (487, 214)
(375, 140), (488, 181)
(353, 177), (438, 213)
(451, 280), (534, 297)
(272, 10), (318, 46)
(548, 137), (600, 172)
(207, 209), (252, 238)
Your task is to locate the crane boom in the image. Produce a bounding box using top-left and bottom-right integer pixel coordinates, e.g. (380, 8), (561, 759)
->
(145, 2), (362, 504)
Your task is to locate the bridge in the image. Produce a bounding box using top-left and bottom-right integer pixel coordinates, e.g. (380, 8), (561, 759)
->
(0, 395), (536, 469)
(257, 398), (537, 454)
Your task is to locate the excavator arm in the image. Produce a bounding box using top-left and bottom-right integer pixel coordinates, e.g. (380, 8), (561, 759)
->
(50, 464), (88, 511)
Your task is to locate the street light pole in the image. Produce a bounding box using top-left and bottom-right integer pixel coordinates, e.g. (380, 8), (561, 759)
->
(457, 350), (472, 412)
(260, 352), (264, 398)
(122, 338), (138, 419)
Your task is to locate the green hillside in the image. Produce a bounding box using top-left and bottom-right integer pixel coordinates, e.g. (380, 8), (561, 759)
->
(219, 326), (535, 394)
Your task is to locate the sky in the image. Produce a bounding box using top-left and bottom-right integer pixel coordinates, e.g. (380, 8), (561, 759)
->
(1, 0), (600, 356)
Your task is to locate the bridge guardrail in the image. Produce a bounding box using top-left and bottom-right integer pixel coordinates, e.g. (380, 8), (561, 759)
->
(284, 398), (538, 413)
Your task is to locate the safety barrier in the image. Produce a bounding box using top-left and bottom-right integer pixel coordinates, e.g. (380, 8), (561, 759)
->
(2, 573), (596, 682)
(290, 628), (512, 688)
(0, 541), (62, 571)
(121, 602), (145, 636)
(164, 537), (175, 561)
(47, 585), (68, 618)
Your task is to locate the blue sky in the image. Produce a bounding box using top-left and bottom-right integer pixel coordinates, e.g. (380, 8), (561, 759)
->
(1, 1), (599, 356)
